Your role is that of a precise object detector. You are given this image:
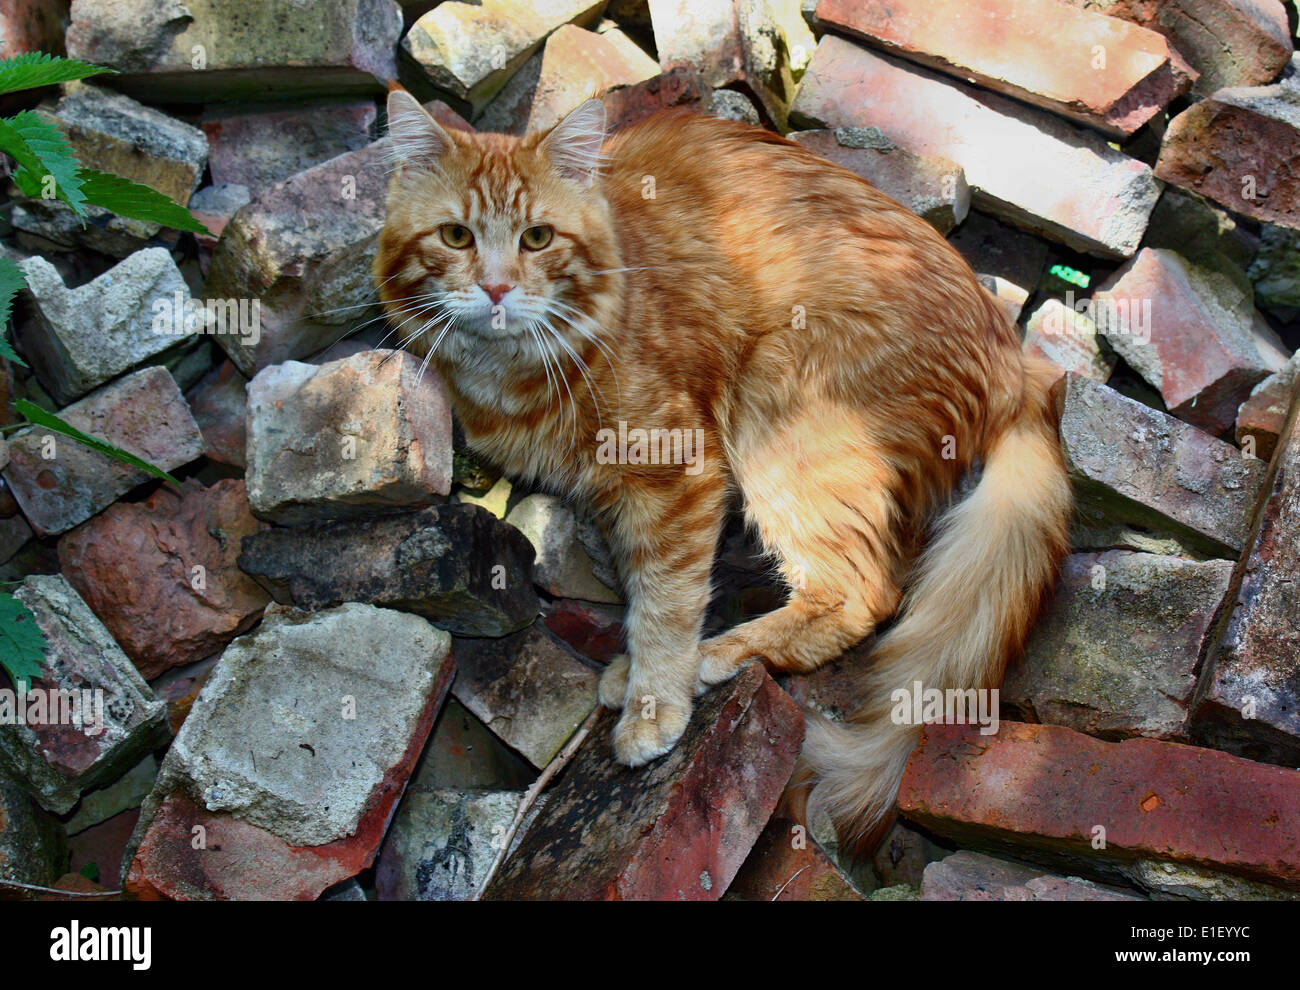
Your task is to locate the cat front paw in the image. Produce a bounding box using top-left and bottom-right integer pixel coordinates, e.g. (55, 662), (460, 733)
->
(598, 654), (630, 709)
(612, 696), (690, 767)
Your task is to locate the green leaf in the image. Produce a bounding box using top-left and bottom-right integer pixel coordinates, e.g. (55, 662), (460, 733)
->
(0, 110), (86, 214)
(0, 256), (29, 367)
(0, 593), (46, 693)
(77, 168), (211, 235)
(14, 399), (182, 485)
(0, 53), (115, 96)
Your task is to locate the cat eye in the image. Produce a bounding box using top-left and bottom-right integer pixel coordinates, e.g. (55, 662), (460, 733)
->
(440, 223), (473, 249)
(520, 225), (554, 251)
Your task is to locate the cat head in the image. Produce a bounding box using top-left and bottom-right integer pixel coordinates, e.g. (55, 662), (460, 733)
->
(374, 90), (622, 370)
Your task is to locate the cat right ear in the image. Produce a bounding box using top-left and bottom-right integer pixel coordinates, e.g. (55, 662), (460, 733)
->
(386, 89), (451, 172)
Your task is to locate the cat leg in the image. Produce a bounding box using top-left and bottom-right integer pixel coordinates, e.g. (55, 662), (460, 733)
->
(598, 476), (727, 766)
(698, 411), (904, 687)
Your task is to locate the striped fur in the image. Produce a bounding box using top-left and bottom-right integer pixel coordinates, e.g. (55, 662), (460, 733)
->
(375, 91), (1072, 848)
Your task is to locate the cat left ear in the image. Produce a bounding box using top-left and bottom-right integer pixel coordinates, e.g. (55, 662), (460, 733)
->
(386, 89), (451, 172)
(539, 98), (607, 189)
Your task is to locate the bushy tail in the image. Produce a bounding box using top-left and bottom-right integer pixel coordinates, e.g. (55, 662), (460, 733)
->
(797, 359), (1072, 858)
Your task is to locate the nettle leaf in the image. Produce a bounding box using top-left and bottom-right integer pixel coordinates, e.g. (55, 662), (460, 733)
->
(0, 110), (86, 213)
(15, 399), (181, 485)
(0, 593), (46, 692)
(77, 168), (211, 235)
(0, 256), (28, 367)
(0, 53), (115, 96)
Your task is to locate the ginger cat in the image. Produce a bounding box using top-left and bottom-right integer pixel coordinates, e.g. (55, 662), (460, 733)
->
(375, 90), (1072, 854)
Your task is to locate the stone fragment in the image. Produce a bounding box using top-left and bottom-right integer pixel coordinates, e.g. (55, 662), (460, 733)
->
(1064, 0), (1293, 96)
(188, 184), (252, 267)
(472, 50), (544, 135)
(505, 494), (621, 603)
(15, 247), (204, 405)
(649, 0), (812, 128)
(872, 820), (949, 888)
(727, 815), (865, 900)
(526, 24), (659, 132)
(0, 774), (67, 888)
(1118, 857), (1300, 900)
(1022, 297), (1116, 383)
(1093, 248), (1288, 434)
(1236, 353), (1298, 463)
(788, 128), (969, 234)
(483, 663), (803, 899)
(1002, 551), (1234, 741)
(402, 0), (607, 115)
(791, 36), (1160, 257)
(244, 350), (452, 525)
(204, 140), (392, 375)
(816, 0), (1188, 136)
(1055, 374), (1268, 558)
(57, 480), (269, 680)
(1249, 224), (1300, 308)
(147, 654), (219, 737)
(202, 100), (376, 194)
(452, 622), (600, 767)
(410, 697), (537, 793)
(184, 359), (248, 468)
(543, 598), (625, 663)
(2, 367), (204, 538)
(0, 575), (169, 815)
(66, 0), (403, 102)
(1193, 405), (1300, 766)
(921, 850), (1142, 901)
(1156, 61), (1300, 230)
(65, 754), (157, 837)
(602, 69), (707, 132)
(238, 504), (540, 636)
(17, 83), (208, 255)
(376, 788), (523, 900)
(125, 603), (455, 900)
(45, 83), (207, 205)
(1145, 187), (1257, 271)
(706, 88), (762, 125)
(0, 512), (31, 567)
(455, 476), (511, 518)
(899, 721), (1300, 889)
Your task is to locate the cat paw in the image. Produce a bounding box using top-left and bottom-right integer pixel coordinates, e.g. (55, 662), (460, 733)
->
(696, 639), (754, 688)
(612, 698), (690, 767)
(598, 655), (630, 709)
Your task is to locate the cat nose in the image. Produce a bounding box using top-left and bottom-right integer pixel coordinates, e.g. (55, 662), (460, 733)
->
(481, 283), (511, 304)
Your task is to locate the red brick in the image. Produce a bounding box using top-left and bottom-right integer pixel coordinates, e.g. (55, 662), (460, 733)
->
(816, 0), (1189, 136)
(899, 721), (1300, 888)
(727, 816), (864, 901)
(790, 36), (1159, 257)
(1156, 67), (1300, 230)
(1063, 0), (1292, 96)
(603, 69), (706, 132)
(58, 480), (270, 680)
(1093, 248), (1288, 435)
(527, 24), (659, 132)
(483, 664), (803, 899)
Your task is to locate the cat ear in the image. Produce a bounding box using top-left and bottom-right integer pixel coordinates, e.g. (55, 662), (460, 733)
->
(386, 89), (451, 172)
(539, 98), (607, 188)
